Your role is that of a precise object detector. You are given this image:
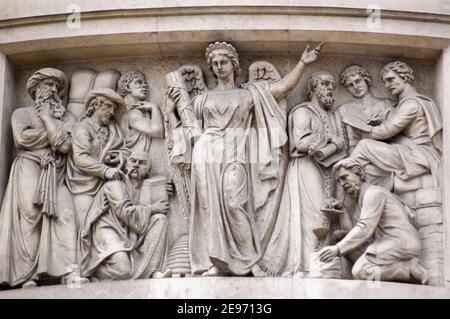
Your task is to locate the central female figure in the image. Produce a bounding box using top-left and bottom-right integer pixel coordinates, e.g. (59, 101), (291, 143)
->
(168, 42), (322, 276)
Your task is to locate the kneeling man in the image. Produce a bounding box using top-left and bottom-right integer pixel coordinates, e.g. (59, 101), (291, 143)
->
(319, 158), (427, 284)
(79, 151), (172, 280)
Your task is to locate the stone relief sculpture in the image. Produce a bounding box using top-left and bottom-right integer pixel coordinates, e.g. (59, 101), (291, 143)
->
(341, 61), (443, 285)
(338, 65), (393, 152)
(66, 88), (128, 226)
(165, 42), (323, 277)
(68, 69), (122, 120)
(0, 43), (444, 289)
(118, 71), (164, 152)
(79, 150), (171, 280)
(319, 158), (428, 284)
(0, 68), (78, 288)
(345, 61), (442, 190)
(257, 71), (346, 278)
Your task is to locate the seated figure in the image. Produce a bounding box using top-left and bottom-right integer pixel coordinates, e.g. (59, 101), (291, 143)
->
(347, 61), (442, 191)
(79, 151), (172, 280)
(319, 158), (428, 284)
(338, 64), (393, 153)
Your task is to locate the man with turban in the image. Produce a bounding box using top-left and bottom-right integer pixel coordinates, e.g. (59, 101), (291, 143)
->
(0, 68), (78, 288)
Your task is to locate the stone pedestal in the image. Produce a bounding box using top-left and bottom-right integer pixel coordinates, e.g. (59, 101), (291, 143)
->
(0, 278), (449, 299)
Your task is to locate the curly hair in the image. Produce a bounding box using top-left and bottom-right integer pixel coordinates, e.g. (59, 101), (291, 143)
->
(117, 71), (146, 97)
(381, 61), (415, 84)
(306, 71), (335, 101)
(86, 96), (108, 117)
(334, 158), (367, 182)
(205, 42), (241, 78)
(340, 65), (372, 87)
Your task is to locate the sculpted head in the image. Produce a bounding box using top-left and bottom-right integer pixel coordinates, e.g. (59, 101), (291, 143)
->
(381, 61), (414, 96)
(340, 65), (372, 99)
(85, 88), (126, 126)
(205, 42), (241, 80)
(307, 71), (335, 109)
(118, 71), (148, 101)
(27, 68), (67, 119)
(126, 151), (152, 181)
(334, 158), (366, 198)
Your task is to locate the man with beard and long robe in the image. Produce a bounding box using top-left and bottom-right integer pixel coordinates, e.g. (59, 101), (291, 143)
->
(348, 61), (442, 191)
(79, 151), (171, 280)
(66, 88), (128, 227)
(256, 71), (346, 277)
(0, 68), (78, 288)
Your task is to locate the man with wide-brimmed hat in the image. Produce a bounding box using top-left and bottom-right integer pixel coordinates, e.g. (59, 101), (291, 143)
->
(66, 88), (128, 227)
(0, 67), (78, 288)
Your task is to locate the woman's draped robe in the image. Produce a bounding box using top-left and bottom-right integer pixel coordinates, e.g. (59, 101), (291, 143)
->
(0, 107), (77, 287)
(188, 82), (288, 275)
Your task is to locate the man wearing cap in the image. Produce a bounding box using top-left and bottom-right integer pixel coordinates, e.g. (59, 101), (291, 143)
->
(117, 71), (164, 153)
(0, 68), (78, 288)
(79, 151), (172, 280)
(66, 88), (128, 226)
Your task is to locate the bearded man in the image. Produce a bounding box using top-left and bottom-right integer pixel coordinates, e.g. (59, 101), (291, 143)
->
(0, 68), (78, 288)
(79, 151), (171, 280)
(255, 71), (346, 277)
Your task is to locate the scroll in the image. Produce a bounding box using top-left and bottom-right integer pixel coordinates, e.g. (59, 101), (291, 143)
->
(312, 144), (346, 168)
(166, 71), (202, 141)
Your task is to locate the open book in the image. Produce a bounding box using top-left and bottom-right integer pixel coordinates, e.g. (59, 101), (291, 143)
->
(340, 104), (372, 133)
(139, 175), (168, 205)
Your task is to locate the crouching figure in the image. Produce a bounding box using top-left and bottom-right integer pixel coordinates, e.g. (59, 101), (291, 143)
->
(79, 151), (172, 280)
(319, 158), (428, 284)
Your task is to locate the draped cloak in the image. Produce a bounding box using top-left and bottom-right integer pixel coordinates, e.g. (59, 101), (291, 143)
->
(79, 179), (168, 279)
(188, 82), (288, 275)
(256, 101), (345, 276)
(0, 107), (77, 287)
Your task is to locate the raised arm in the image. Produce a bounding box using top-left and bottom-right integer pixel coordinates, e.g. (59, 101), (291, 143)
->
(39, 114), (72, 153)
(270, 42), (324, 101)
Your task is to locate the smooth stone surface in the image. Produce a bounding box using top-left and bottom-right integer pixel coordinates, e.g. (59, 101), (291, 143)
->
(0, 278), (449, 299)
